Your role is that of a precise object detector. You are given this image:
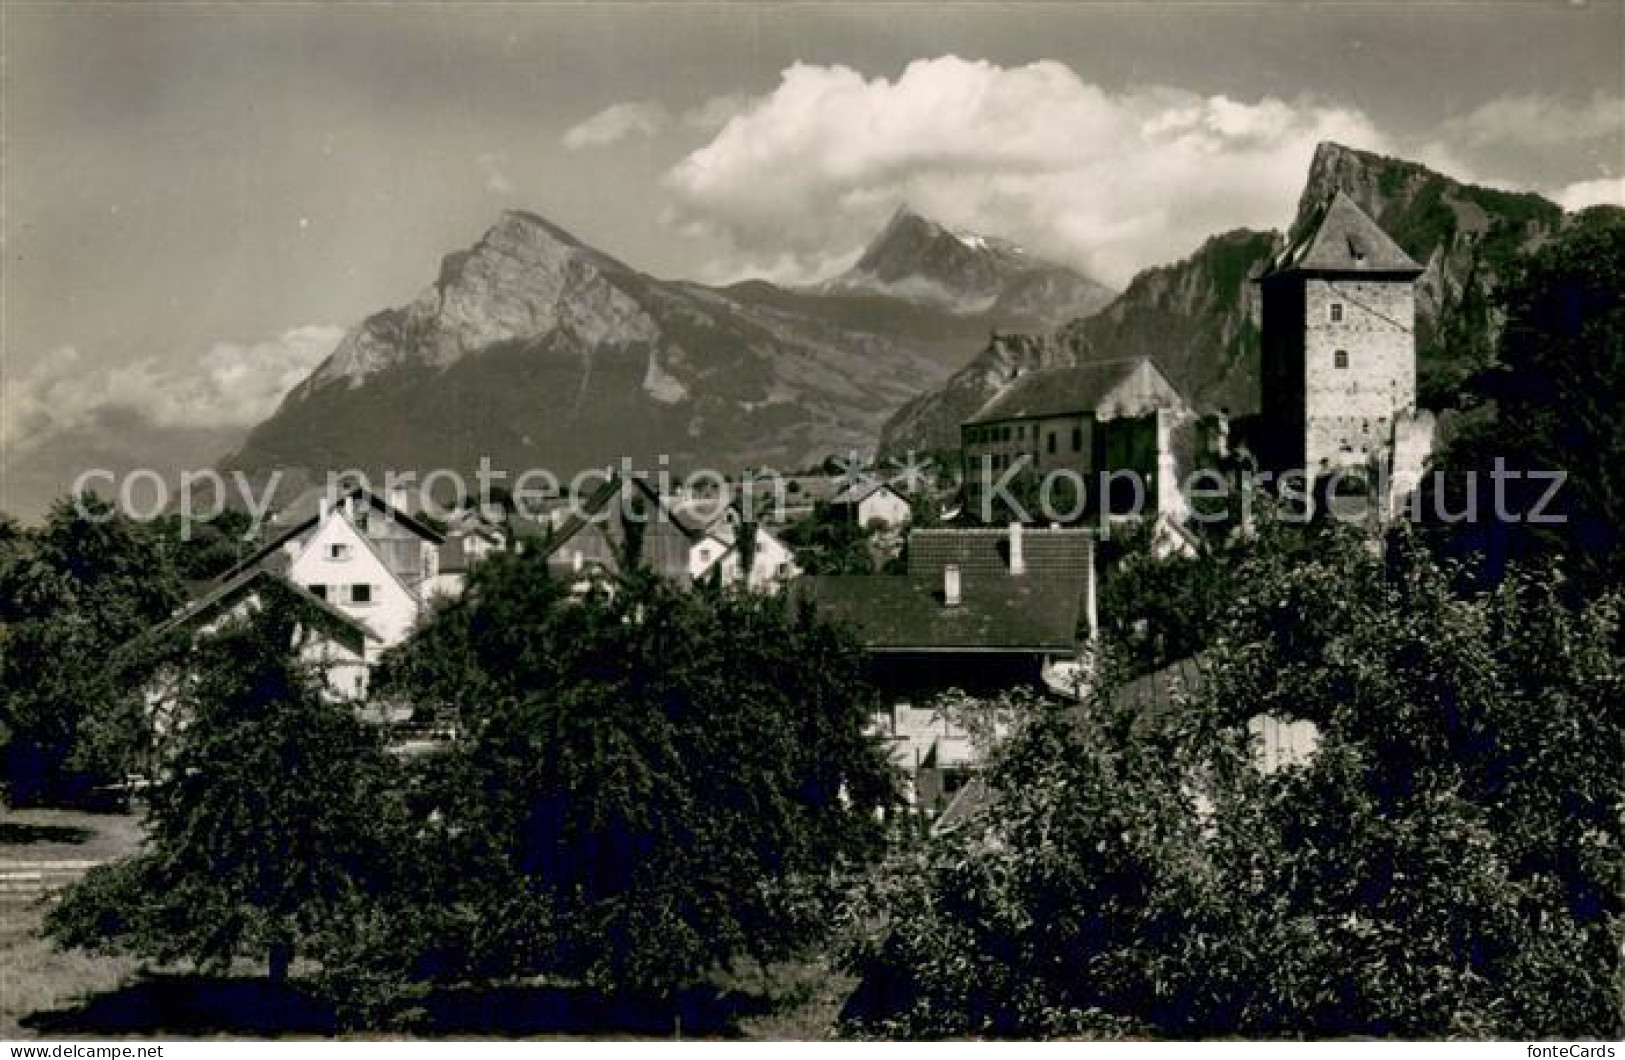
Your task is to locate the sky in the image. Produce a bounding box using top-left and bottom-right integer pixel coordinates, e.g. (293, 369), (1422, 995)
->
(3, 1), (1623, 500)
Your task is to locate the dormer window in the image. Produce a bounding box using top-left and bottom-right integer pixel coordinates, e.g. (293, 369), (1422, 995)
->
(328, 543), (352, 561)
(1330, 303), (1343, 323)
(1334, 349), (1349, 369)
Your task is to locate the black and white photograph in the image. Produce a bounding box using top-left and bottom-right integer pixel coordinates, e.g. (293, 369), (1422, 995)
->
(1, 0), (1621, 1046)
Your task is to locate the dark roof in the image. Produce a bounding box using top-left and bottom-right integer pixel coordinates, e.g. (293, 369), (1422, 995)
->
(153, 568), (376, 655)
(540, 474), (702, 580)
(964, 357), (1183, 425)
(796, 573), (1082, 653)
(1110, 655), (1208, 735)
(218, 483), (444, 585)
(830, 477), (903, 507)
(931, 776), (991, 836)
(908, 527), (1094, 585)
(1266, 191), (1423, 277)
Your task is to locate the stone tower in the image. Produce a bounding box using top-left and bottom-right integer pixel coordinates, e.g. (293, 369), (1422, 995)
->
(1257, 191), (1423, 481)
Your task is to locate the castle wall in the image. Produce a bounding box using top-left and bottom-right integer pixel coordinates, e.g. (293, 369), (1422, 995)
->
(1302, 278), (1416, 473)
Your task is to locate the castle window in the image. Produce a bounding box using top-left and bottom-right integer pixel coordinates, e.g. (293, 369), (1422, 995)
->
(1330, 303), (1343, 322)
(1334, 349), (1349, 369)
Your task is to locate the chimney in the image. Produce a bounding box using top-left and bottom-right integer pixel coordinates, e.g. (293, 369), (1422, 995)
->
(318, 495), (332, 522)
(1008, 521), (1025, 575)
(943, 564), (962, 608)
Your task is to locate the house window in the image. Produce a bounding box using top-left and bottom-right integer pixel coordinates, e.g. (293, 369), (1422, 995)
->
(1072, 428), (1083, 452)
(1334, 349), (1349, 369)
(350, 584), (373, 605)
(1047, 433), (1056, 454)
(1330, 303), (1343, 322)
(328, 542), (352, 560)
(308, 584), (328, 600)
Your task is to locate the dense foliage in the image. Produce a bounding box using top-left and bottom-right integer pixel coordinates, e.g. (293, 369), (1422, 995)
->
(45, 603), (408, 989)
(375, 551), (897, 993)
(845, 516), (1618, 1040)
(0, 496), (182, 804)
(1427, 206), (1625, 593)
(840, 525), (1622, 1039)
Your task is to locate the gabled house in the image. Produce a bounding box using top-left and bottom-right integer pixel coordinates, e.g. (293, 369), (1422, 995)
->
(830, 477), (913, 529)
(540, 474), (703, 587)
(796, 522), (1093, 812)
(689, 515), (801, 593)
(214, 484), (446, 651)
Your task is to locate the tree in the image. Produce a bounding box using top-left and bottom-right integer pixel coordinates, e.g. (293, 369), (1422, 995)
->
(376, 550), (897, 994)
(0, 495), (183, 804)
(840, 525), (1623, 1039)
(1426, 205), (1625, 593)
(46, 602), (407, 989)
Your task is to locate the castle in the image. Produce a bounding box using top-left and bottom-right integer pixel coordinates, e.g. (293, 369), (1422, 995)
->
(1257, 191), (1430, 492)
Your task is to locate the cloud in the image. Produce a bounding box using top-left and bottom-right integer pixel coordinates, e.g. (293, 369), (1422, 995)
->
(4, 326), (343, 451)
(681, 94), (752, 132)
(1552, 177), (1625, 211)
(1437, 94), (1625, 151)
(661, 58), (1386, 286)
(476, 151), (516, 195)
(561, 101), (671, 150)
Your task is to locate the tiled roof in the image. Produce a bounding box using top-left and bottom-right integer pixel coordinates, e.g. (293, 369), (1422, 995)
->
(965, 357), (1183, 425)
(1267, 191), (1422, 277)
(830, 477), (900, 506)
(796, 572), (1083, 652)
(220, 483), (443, 585)
(908, 527), (1094, 586)
(153, 568), (377, 655)
(540, 474), (702, 581)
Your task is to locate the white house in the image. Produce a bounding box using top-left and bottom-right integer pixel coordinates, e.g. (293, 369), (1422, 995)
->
(830, 477), (913, 529)
(689, 518), (800, 592)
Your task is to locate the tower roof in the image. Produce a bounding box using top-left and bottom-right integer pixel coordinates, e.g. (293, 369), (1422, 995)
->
(1267, 191), (1423, 278)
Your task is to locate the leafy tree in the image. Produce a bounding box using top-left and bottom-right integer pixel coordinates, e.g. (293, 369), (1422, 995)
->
(1426, 205), (1625, 593)
(0, 495), (183, 804)
(376, 550), (896, 994)
(46, 601), (408, 989)
(782, 501), (887, 574)
(840, 524), (1622, 1038)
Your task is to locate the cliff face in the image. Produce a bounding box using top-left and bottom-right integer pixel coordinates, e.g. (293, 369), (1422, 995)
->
(232, 210), (971, 486)
(878, 142), (1570, 458)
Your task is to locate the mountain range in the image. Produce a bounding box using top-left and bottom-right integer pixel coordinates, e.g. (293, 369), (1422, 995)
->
(7, 141), (1599, 520)
(218, 208), (1111, 501)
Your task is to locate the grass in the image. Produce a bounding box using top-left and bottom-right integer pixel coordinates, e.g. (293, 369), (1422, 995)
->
(0, 807), (145, 1038)
(0, 806), (854, 1039)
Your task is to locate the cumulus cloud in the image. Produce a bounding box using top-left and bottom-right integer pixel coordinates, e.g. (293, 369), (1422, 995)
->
(1438, 94), (1625, 151)
(681, 94), (752, 132)
(4, 326), (343, 451)
(662, 57), (1386, 285)
(561, 101), (671, 150)
(1552, 177), (1625, 211)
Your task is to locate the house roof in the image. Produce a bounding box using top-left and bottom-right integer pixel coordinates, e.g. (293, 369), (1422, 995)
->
(796, 572), (1083, 653)
(1110, 655), (1208, 735)
(540, 474), (703, 580)
(908, 527), (1094, 584)
(830, 476), (904, 507)
(1266, 191), (1423, 278)
(153, 568), (377, 655)
(219, 483), (444, 585)
(964, 357), (1185, 425)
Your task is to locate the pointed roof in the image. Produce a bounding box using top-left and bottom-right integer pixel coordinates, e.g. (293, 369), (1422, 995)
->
(1267, 191), (1422, 278)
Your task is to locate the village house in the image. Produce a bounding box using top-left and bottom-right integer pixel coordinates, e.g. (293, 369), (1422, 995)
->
(829, 476), (913, 529)
(541, 472), (800, 593)
(796, 522), (1095, 811)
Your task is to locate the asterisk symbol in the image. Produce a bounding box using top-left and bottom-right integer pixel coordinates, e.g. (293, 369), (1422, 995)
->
(829, 449), (874, 493)
(886, 450), (936, 494)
